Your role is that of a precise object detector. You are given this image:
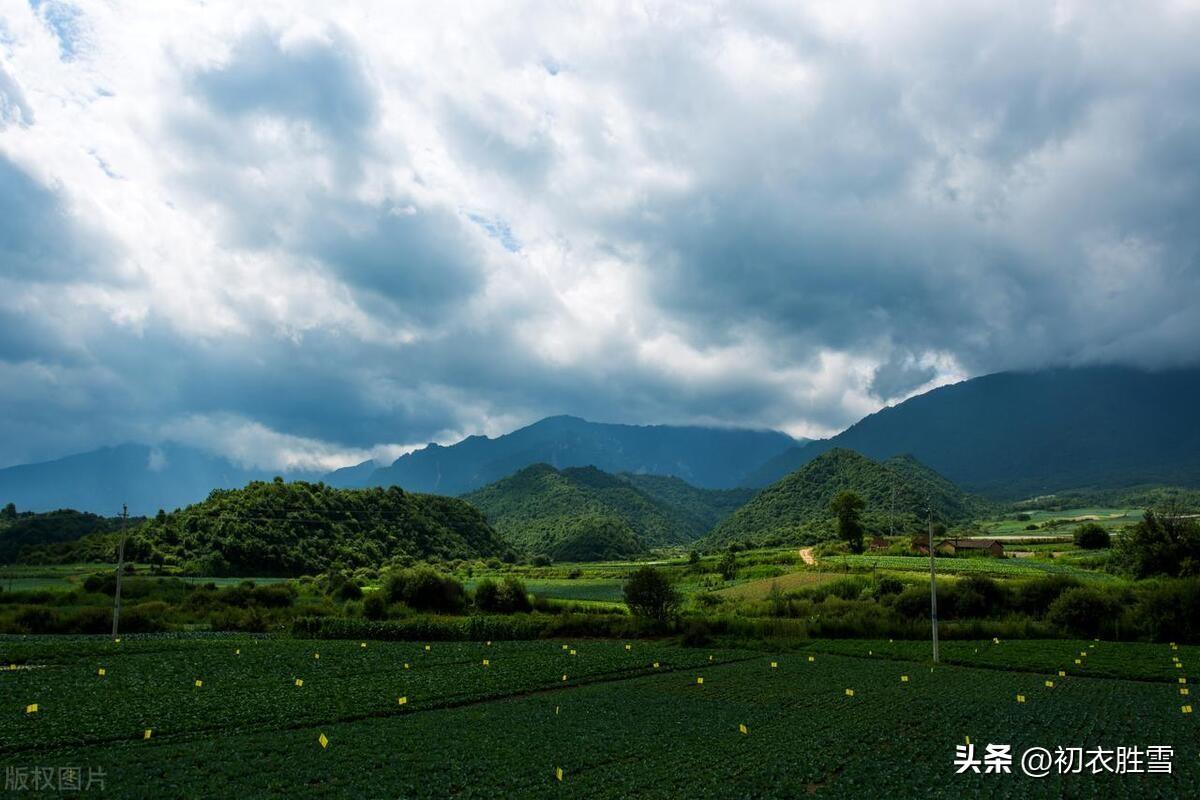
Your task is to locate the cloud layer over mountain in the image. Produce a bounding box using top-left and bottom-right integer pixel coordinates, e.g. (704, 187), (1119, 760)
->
(1, 1), (1197, 469)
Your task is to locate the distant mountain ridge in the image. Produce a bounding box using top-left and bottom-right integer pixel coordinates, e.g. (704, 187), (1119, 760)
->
(0, 443), (319, 517)
(746, 367), (1200, 499)
(703, 448), (993, 548)
(344, 415), (798, 495)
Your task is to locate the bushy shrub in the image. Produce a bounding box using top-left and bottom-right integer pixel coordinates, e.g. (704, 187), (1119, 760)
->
(362, 591), (388, 620)
(383, 568), (467, 613)
(474, 577), (532, 613)
(1013, 575), (1081, 616)
(623, 566), (679, 622)
(1045, 587), (1120, 637)
(1074, 523), (1111, 550)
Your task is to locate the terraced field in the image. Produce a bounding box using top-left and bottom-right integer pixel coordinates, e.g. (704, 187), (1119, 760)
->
(1, 636), (1196, 797)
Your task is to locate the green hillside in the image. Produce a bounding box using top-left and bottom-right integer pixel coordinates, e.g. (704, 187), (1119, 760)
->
(0, 507), (145, 563)
(24, 479), (509, 575)
(463, 464), (713, 560)
(703, 448), (993, 548)
(617, 473), (756, 530)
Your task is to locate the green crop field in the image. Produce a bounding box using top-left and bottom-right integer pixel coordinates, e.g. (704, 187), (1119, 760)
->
(821, 553), (1115, 580)
(1, 635), (1196, 798)
(980, 508), (1141, 536)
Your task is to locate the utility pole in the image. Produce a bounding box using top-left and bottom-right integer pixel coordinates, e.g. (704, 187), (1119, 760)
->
(928, 502), (939, 664)
(111, 504), (128, 639)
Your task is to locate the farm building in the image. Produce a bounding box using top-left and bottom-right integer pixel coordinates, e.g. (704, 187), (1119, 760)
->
(869, 535), (889, 551)
(934, 538), (1006, 557)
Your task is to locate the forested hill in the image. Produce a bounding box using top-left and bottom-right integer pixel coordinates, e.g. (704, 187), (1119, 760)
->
(463, 464), (712, 560)
(51, 480), (510, 576)
(342, 415), (797, 494)
(704, 448), (992, 548)
(617, 473), (756, 531)
(0, 507), (143, 563)
(744, 367), (1200, 498)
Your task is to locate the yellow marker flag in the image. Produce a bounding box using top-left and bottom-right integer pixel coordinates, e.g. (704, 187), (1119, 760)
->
(115, 638), (121, 644)
(1080, 651), (1087, 657)
(235, 649), (240, 655)
(869, 651), (873, 656)
(1045, 680), (1054, 688)
(425, 645), (431, 652)
(807, 656), (815, 662)
(398, 696), (407, 705)
(562, 644), (569, 650)
(556, 767), (564, 782)
(965, 735), (970, 745)
(708, 655), (714, 661)
(486, 641), (491, 646)
(295, 679), (303, 687)
(314, 653), (320, 660)
(697, 677), (704, 685)
(845, 689), (854, 697)
(25, 703), (37, 714)
(555, 705), (560, 715)
(483, 659), (490, 667)
(1180, 677), (1187, 684)
(562, 674), (567, 682)
(993, 637), (1000, 644)
(771, 662), (778, 669)
(194, 680), (202, 688)
(1074, 659), (1082, 665)
(1180, 688), (1189, 696)
(625, 644), (631, 651)
(1017, 694), (1026, 703)
(1059, 670), (1066, 677)
(653, 662), (660, 669)
(570, 650), (576, 656)
(900, 675), (909, 683)
(143, 729), (152, 740)
(739, 723), (748, 735)
(404, 663), (410, 670)
(1182, 705), (1193, 714)
(1176, 663), (1184, 669)
(361, 642), (367, 648)
(318, 733), (329, 749)
(98, 668), (106, 676)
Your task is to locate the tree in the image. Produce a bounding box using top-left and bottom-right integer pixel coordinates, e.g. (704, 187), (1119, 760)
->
(1113, 509), (1200, 578)
(830, 490), (866, 554)
(1, 502), (15, 521)
(1073, 522), (1111, 550)
(623, 566), (679, 622)
(717, 548), (737, 580)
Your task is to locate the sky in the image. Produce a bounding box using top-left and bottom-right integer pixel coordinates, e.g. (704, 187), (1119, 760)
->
(1, 0), (1198, 472)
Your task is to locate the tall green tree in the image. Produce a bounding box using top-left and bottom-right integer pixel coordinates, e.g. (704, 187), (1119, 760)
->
(623, 566), (680, 622)
(830, 490), (867, 554)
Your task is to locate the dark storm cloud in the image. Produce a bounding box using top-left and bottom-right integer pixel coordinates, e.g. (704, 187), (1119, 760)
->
(0, 155), (118, 282)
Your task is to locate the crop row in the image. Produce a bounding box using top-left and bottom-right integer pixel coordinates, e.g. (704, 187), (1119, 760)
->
(6, 642), (1195, 798)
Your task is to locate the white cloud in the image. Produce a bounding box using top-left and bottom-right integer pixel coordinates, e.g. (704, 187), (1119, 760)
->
(0, 0), (1197, 468)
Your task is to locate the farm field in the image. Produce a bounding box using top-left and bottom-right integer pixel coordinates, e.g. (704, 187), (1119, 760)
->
(979, 507), (1140, 536)
(821, 553), (1115, 580)
(714, 570), (844, 600)
(1, 635), (1196, 798)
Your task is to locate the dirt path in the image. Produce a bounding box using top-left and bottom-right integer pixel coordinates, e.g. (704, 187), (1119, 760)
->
(799, 547), (816, 566)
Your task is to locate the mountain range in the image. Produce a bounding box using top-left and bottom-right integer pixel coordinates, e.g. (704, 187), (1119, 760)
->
(2, 366), (1198, 515)
(333, 415), (798, 494)
(747, 366), (1200, 498)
